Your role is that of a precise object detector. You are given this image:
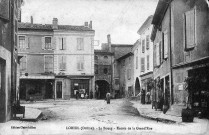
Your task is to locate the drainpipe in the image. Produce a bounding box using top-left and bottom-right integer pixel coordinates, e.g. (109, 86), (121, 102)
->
(169, 2), (174, 106)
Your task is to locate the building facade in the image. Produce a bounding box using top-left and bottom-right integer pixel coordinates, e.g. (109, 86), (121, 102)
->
(18, 18), (55, 101)
(53, 20), (95, 99)
(151, 0), (209, 117)
(117, 52), (134, 98)
(18, 18), (95, 100)
(0, 0), (22, 122)
(94, 49), (114, 99)
(136, 15), (154, 104)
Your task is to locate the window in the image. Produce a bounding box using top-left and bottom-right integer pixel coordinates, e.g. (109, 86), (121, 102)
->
(19, 36), (29, 49)
(95, 56), (98, 61)
(142, 39), (145, 53)
(104, 68), (108, 74)
(122, 59), (125, 66)
(159, 41), (163, 63)
(59, 55), (66, 71)
(147, 55), (149, 70)
(77, 38), (84, 50)
(136, 56), (138, 69)
(59, 37), (66, 50)
(104, 56), (108, 59)
(163, 31), (168, 59)
(19, 36), (25, 49)
(156, 43), (160, 66)
(127, 69), (131, 80)
(42, 37), (52, 50)
(146, 35), (150, 50)
(141, 57), (145, 72)
(115, 79), (119, 85)
(95, 64), (98, 74)
(44, 55), (53, 72)
(184, 8), (196, 49)
(154, 44), (157, 67)
(20, 56), (26, 71)
(77, 56), (84, 71)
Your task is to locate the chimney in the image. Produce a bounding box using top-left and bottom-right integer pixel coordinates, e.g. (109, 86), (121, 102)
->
(84, 22), (88, 27)
(107, 34), (111, 52)
(89, 21), (92, 29)
(52, 18), (58, 29)
(30, 16), (33, 24)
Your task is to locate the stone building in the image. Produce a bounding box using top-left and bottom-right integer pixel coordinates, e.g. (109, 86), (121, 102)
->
(0, 0), (22, 122)
(117, 52), (134, 98)
(132, 15), (154, 103)
(18, 18), (95, 100)
(151, 0), (209, 116)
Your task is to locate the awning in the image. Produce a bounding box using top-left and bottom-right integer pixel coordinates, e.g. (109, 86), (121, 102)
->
(20, 75), (55, 79)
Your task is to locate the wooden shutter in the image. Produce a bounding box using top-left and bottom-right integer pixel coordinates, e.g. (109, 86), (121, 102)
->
(63, 55), (66, 70)
(153, 44), (156, 67)
(26, 37), (29, 48)
(52, 37), (56, 50)
(185, 8), (195, 49)
(63, 37), (66, 50)
(146, 35), (149, 49)
(42, 37), (45, 49)
(59, 37), (62, 50)
(156, 43), (160, 66)
(147, 55), (149, 70)
(163, 31), (168, 59)
(59, 55), (62, 70)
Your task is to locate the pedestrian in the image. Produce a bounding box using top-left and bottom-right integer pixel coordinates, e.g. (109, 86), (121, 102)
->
(106, 92), (111, 104)
(76, 90), (79, 100)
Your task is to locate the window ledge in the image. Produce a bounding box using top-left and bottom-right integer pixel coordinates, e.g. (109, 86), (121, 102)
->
(184, 46), (195, 51)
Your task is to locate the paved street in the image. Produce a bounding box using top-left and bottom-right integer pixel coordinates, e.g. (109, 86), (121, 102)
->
(0, 99), (208, 135)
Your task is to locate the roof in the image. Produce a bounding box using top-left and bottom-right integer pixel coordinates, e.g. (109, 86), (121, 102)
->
(152, 0), (172, 27)
(137, 15), (153, 35)
(18, 22), (95, 32)
(117, 52), (133, 62)
(111, 44), (133, 47)
(94, 50), (114, 55)
(151, 0), (172, 41)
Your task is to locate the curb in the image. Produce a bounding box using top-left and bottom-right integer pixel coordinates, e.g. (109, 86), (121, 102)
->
(21, 112), (43, 122)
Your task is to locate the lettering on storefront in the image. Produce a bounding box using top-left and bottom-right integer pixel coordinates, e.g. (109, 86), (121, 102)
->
(178, 84), (184, 91)
(192, 63), (209, 69)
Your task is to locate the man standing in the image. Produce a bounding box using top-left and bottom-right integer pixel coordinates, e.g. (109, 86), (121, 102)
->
(106, 92), (111, 104)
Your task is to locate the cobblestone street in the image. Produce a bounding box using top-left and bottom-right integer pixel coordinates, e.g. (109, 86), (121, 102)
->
(0, 99), (208, 135)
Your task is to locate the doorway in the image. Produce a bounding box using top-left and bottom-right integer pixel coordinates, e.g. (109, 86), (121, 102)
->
(135, 77), (140, 96)
(56, 81), (62, 98)
(0, 58), (6, 122)
(95, 80), (109, 99)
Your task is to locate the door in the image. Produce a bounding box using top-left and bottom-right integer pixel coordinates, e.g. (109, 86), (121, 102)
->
(56, 81), (62, 98)
(0, 59), (6, 122)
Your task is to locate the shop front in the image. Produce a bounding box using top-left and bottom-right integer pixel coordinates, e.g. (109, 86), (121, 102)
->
(188, 66), (209, 118)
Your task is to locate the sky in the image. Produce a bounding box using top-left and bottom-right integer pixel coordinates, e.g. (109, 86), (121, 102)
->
(21, 0), (158, 46)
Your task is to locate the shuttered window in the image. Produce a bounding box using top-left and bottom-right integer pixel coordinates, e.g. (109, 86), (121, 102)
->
(44, 55), (53, 72)
(156, 43), (160, 66)
(141, 57), (145, 72)
(147, 55), (149, 70)
(59, 37), (66, 50)
(20, 56), (26, 71)
(146, 35), (150, 50)
(77, 56), (84, 71)
(45, 37), (52, 49)
(163, 31), (168, 59)
(77, 38), (84, 50)
(142, 39), (145, 53)
(59, 55), (66, 71)
(19, 36), (26, 49)
(184, 8), (196, 49)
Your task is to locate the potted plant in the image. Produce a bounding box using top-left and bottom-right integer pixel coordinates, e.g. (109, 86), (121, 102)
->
(182, 76), (195, 122)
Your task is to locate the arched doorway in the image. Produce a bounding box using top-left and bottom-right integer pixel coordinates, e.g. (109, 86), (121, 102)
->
(135, 77), (140, 96)
(95, 80), (109, 99)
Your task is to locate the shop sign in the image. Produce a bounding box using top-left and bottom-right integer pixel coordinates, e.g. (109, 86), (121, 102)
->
(178, 84), (184, 91)
(192, 63), (209, 69)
